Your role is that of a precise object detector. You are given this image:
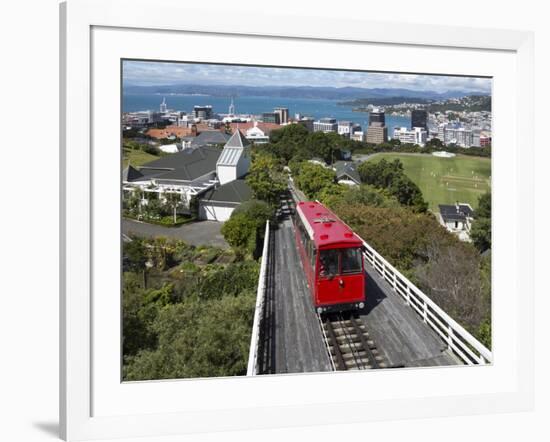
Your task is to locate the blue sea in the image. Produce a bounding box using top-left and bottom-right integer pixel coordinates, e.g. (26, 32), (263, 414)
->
(123, 94), (411, 134)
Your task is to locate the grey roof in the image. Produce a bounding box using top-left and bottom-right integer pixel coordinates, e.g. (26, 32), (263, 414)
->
(122, 164), (144, 182)
(225, 129), (250, 148)
(200, 179), (252, 204)
(333, 161), (361, 184)
(217, 147), (243, 167)
(439, 204), (474, 222)
(133, 146), (221, 182)
(190, 130), (231, 148)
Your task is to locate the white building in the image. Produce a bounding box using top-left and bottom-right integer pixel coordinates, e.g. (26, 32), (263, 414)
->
(216, 130), (251, 185)
(350, 131), (365, 142)
(392, 126), (428, 146)
(438, 203), (475, 242)
(245, 122), (270, 144)
(313, 118), (338, 133)
(123, 130), (252, 221)
(158, 143), (180, 154)
(337, 121), (354, 137)
(443, 127), (474, 147)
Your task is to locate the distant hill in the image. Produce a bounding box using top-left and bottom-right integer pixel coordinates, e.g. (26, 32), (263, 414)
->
(122, 83), (486, 101)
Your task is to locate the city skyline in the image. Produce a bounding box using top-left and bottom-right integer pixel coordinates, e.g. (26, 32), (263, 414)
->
(123, 60), (492, 94)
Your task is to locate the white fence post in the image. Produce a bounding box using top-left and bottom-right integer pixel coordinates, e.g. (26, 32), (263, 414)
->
(359, 237), (492, 366)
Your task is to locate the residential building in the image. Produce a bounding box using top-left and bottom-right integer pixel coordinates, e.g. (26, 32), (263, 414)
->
(438, 203), (475, 242)
(198, 179), (253, 222)
(159, 144), (180, 154)
(313, 117), (338, 133)
(242, 121), (270, 144)
(443, 127), (474, 147)
(123, 130), (252, 221)
(392, 126), (427, 146)
(190, 130), (231, 148)
(146, 125), (197, 139)
(332, 161), (361, 186)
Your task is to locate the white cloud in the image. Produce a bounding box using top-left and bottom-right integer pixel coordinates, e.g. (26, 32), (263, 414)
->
(122, 60), (491, 93)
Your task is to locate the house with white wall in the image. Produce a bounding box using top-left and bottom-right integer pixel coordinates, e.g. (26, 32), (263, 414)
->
(122, 129), (252, 221)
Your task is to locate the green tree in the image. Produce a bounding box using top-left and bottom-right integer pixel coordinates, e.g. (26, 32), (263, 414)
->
(471, 191), (491, 252)
(470, 217), (491, 252)
(293, 162), (336, 199)
(304, 131), (342, 164)
(221, 213), (258, 258)
(358, 159), (427, 211)
(246, 154), (287, 205)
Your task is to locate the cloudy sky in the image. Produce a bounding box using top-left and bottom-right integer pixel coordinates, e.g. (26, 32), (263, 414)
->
(123, 60), (491, 93)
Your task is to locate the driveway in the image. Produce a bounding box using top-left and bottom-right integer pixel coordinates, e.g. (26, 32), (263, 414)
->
(122, 218), (229, 249)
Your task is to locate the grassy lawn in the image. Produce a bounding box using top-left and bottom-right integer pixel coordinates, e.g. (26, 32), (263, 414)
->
(365, 153), (491, 212)
(123, 147), (160, 169)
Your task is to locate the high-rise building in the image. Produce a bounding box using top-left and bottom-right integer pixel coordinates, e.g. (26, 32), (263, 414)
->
(193, 105), (213, 120)
(411, 109), (428, 130)
(366, 108), (388, 144)
(274, 107), (289, 124)
(369, 109), (386, 125)
(313, 117), (338, 133)
(262, 112), (281, 124)
(228, 97), (235, 115)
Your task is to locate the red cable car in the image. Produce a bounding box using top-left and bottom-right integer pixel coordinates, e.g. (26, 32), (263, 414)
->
(293, 201), (366, 313)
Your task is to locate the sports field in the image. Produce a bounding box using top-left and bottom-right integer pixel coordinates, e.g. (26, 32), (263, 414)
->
(365, 153), (491, 212)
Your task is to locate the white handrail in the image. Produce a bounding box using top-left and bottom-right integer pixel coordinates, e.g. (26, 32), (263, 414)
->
(361, 240), (492, 365)
(246, 220), (271, 376)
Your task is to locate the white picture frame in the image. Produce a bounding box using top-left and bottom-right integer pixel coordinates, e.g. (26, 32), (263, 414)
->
(60, 0), (534, 440)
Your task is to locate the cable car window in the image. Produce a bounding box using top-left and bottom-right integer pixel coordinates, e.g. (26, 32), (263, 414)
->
(341, 248), (362, 274)
(319, 249), (339, 278)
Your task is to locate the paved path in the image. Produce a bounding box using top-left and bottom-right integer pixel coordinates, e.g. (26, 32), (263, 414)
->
(122, 218), (228, 249)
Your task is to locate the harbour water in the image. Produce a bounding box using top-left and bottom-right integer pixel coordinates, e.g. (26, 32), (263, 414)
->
(123, 93), (411, 134)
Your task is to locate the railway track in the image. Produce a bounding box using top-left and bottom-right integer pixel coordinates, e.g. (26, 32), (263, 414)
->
(319, 312), (387, 370)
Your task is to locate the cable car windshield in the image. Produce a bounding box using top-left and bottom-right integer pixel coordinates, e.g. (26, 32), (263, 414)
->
(341, 247), (362, 274)
(319, 249), (339, 278)
(319, 247), (362, 278)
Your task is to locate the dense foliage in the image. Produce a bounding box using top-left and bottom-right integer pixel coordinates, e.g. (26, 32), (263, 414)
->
(328, 201), (491, 346)
(263, 124), (354, 164)
(221, 199), (275, 259)
(357, 159), (428, 212)
(292, 162), (336, 199)
(122, 237), (259, 380)
(470, 192), (492, 252)
(245, 154), (287, 205)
